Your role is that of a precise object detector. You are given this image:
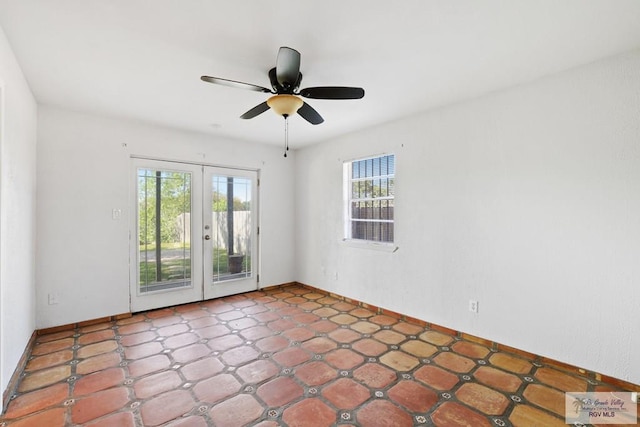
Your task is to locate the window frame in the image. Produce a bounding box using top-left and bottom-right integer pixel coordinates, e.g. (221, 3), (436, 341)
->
(343, 153), (397, 250)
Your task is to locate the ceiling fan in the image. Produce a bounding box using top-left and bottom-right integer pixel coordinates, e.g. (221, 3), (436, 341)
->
(200, 46), (365, 125)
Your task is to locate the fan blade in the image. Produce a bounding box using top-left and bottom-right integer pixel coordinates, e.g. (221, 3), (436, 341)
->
(240, 102), (270, 119)
(276, 47), (301, 88)
(299, 86), (365, 99)
(201, 76), (271, 93)
(297, 102), (324, 125)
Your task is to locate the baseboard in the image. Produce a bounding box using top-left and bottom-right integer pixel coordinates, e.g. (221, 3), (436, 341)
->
(36, 312), (132, 336)
(2, 331), (37, 414)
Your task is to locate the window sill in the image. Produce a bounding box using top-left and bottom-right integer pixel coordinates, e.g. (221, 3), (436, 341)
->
(342, 239), (398, 253)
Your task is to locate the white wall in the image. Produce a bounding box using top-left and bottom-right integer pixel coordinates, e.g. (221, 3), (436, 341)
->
(295, 50), (640, 384)
(36, 106), (295, 328)
(0, 26), (38, 394)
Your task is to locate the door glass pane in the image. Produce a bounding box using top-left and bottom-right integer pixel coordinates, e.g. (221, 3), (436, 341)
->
(211, 175), (252, 283)
(138, 168), (192, 293)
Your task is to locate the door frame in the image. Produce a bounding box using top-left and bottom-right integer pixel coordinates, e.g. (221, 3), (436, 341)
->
(129, 156), (260, 313)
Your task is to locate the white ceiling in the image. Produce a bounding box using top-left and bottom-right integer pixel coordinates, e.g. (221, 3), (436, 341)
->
(2, 1), (640, 148)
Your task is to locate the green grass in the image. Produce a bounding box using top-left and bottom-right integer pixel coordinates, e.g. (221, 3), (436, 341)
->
(139, 248), (252, 285)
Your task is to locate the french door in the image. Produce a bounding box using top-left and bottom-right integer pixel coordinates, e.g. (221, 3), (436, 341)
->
(130, 159), (258, 312)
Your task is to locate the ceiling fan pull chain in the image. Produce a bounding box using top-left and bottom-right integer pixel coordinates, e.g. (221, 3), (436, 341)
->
(283, 115), (289, 157)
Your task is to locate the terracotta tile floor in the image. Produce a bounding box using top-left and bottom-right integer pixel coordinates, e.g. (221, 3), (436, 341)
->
(1, 284), (637, 426)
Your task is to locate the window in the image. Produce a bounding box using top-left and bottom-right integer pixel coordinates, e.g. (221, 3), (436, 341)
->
(344, 154), (395, 243)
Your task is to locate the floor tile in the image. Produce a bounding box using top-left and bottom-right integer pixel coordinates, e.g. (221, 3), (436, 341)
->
(18, 365), (71, 392)
(351, 321), (381, 334)
(84, 411), (136, 427)
(140, 389), (196, 427)
(71, 386), (129, 424)
(349, 307), (375, 318)
(414, 365), (460, 390)
(74, 367), (126, 396)
(209, 394), (264, 427)
(325, 348), (365, 370)
(522, 383), (568, 416)
(77, 340), (119, 359)
(283, 398), (336, 427)
(309, 319), (339, 333)
(420, 330), (454, 346)
(164, 416), (208, 427)
(379, 350), (419, 372)
(31, 338), (74, 356)
(534, 367), (588, 392)
(357, 400), (413, 427)
(119, 330), (156, 346)
(127, 354), (171, 377)
(25, 349), (73, 372)
(256, 376), (303, 407)
(431, 401), (492, 427)
(353, 363), (397, 388)
(451, 341), (491, 359)
(301, 337), (337, 354)
(171, 343), (212, 364)
(400, 340), (438, 358)
(117, 321), (152, 336)
(455, 382), (510, 415)
(5, 407), (67, 427)
(75, 352), (122, 375)
(489, 352), (533, 374)
(36, 330), (74, 343)
(509, 404), (566, 427)
(255, 335), (289, 352)
(3, 383), (69, 419)
(433, 351), (475, 373)
(388, 380), (438, 412)
(369, 315), (398, 326)
(236, 359), (279, 384)
(373, 329), (406, 345)
(272, 347), (312, 367)
(392, 322), (424, 335)
(77, 329), (115, 345)
(180, 357), (225, 381)
(266, 318), (297, 332)
(330, 313), (359, 325)
(156, 322), (190, 337)
(352, 338), (388, 356)
(322, 378), (370, 409)
(163, 332), (199, 349)
(206, 333), (243, 351)
(220, 345), (260, 366)
(192, 373), (241, 403)
(294, 361), (337, 386)
(282, 326), (316, 342)
(473, 365), (522, 393)
(327, 327), (361, 343)
(133, 370), (183, 399)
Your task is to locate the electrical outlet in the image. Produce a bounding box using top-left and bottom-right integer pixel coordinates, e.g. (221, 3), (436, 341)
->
(48, 293), (60, 305)
(469, 300), (479, 314)
(112, 208), (122, 220)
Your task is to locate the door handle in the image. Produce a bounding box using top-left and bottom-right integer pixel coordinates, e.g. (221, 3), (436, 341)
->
(204, 235), (211, 240)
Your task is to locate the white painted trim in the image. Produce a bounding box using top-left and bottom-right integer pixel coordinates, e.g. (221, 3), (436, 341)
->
(341, 239), (398, 253)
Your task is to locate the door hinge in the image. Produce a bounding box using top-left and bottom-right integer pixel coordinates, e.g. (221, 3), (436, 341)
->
(257, 226), (260, 235)
(257, 274), (260, 283)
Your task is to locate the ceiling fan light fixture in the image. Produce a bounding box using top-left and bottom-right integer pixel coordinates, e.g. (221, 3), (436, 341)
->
(267, 94), (303, 117)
